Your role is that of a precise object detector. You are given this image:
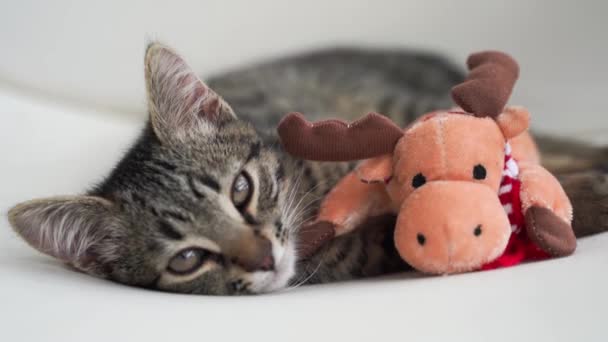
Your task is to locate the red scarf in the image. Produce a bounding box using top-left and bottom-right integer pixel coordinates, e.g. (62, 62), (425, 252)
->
(482, 143), (549, 270)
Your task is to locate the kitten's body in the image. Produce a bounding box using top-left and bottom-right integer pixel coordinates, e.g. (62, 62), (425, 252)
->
(8, 45), (608, 294)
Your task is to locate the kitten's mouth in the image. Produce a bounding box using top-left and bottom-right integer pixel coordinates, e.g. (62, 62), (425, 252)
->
(245, 222), (332, 293)
(246, 240), (297, 293)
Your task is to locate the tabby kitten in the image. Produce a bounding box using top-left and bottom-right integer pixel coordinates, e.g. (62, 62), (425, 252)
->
(8, 43), (608, 295)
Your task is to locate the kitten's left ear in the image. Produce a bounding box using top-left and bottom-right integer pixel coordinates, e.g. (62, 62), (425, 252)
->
(145, 43), (236, 143)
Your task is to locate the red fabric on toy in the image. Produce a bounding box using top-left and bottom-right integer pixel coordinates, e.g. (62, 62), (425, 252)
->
(482, 144), (549, 270)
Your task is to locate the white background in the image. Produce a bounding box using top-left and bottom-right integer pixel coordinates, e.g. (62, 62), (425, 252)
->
(0, 0), (607, 138)
(1, 1), (607, 341)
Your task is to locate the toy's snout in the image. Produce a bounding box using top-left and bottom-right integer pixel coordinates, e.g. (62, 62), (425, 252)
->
(395, 181), (511, 274)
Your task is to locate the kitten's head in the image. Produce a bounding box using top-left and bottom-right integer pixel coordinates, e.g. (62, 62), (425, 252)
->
(8, 44), (300, 295)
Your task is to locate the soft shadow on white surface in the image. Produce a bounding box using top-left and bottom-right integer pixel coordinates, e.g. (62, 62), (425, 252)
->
(1, 87), (607, 342)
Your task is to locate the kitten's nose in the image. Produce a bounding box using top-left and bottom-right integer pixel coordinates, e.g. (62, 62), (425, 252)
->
(233, 236), (275, 272)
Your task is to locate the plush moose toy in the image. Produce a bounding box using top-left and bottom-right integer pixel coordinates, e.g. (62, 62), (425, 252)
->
(279, 51), (577, 274)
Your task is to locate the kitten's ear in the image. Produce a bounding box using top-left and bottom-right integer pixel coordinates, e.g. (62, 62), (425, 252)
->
(8, 196), (118, 268)
(145, 43), (236, 143)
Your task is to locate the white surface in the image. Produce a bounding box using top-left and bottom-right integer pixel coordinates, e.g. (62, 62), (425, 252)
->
(1, 85), (608, 341)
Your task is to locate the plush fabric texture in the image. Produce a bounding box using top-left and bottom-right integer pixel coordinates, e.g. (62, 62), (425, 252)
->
(278, 112), (403, 161)
(300, 109), (575, 274)
(508, 131), (540, 164)
(496, 106), (530, 139)
(524, 206), (577, 257)
(315, 171), (391, 236)
(356, 154), (393, 183)
(395, 181), (511, 274)
(385, 113), (505, 206)
(482, 143), (548, 269)
(278, 50), (577, 274)
(518, 162), (574, 223)
(451, 51), (519, 118)
(385, 112), (564, 274)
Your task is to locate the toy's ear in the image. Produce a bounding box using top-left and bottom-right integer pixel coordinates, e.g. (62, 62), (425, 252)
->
(355, 154), (393, 183)
(496, 106), (530, 139)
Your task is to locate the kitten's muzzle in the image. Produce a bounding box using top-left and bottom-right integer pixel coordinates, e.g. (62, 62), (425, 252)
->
(230, 235), (275, 272)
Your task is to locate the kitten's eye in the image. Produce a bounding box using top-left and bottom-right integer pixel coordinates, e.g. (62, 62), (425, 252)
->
(473, 164), (487, 180)
(231, 172), (253, 210)
(412, 173), (426, 188)
(167, 248), (208, 275)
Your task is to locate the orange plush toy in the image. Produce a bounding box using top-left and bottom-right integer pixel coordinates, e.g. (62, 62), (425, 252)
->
(279, 51), (577, 274)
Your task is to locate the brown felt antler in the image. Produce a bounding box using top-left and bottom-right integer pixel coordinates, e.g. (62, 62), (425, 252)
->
(277, 112), (404, 161)
(451, 51), (519, 118)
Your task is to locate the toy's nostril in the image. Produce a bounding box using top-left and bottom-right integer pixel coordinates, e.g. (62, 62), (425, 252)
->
(416, 233), (426, 246)
(474, 225), (483, 237)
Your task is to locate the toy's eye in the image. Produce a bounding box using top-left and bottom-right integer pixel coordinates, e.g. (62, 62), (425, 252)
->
(473, 164), (487, 180)
(412, 173), (426, 188)
(167, 248), (209, 275)
(231, 172), (253, 210)
(416, 233), (426, 246)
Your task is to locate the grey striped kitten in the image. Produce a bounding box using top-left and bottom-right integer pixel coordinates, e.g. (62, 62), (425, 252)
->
(8, 43), (608, 295)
